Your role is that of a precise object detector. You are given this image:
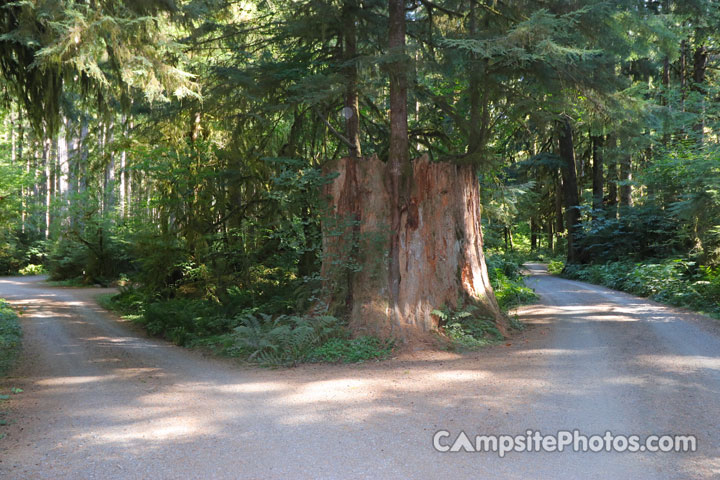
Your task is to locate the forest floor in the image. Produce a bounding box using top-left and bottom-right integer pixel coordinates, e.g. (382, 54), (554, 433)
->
(0, 267), (719, 479)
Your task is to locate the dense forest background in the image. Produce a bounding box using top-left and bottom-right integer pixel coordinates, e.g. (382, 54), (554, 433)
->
(0, 0), (718, 363)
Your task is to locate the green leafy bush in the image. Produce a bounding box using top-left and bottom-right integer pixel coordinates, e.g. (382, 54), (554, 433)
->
(547, 260), (564, 275)
(19, 264), (45, 276)
(140, 299), (231, 346)
(432, 301), (505, 350)
(0, 300), (21, 376)
(229, 313), (343, 366)
(486, 253), (538, 311)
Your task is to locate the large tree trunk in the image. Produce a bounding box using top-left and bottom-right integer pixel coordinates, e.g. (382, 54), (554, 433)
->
(322, 155), (507, 342)
(558, 119), (582, 264)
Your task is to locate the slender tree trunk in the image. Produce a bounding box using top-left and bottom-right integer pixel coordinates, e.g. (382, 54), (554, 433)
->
(57, 122), (68, 219)
(546, 220), (554, 252)
(17, 106), (25, 233)
(619, 143), (632, 207)
(692, 44), (707, 141)
(680, 39), (687, 112)
(466, 0), (486, 158)
(104, 119), (116, 216)
(558, 118), (582, 264)
(530, 217), (537, 251)
(343, 1), (361, 158)
(591, 134), (604, 220)
(79, 115), (89, 195)
(42, 134), (51, 239)
(554, 175), (564, 235)
(9, 105), (16, 165)
(606, 134), (618, 216)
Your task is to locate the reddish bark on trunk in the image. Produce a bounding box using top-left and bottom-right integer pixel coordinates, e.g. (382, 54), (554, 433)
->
(322, 155), (507, 343)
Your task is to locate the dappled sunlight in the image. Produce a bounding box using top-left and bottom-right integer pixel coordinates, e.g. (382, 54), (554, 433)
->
(36, 375), (110, 386)
(682, 454), (720, 479)
(635, 354), (720, 375)
(514, 348), (590, 356)
(2, 272), (719, 479)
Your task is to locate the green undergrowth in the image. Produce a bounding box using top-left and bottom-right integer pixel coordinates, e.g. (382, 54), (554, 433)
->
(97, 251), (540, 363)
(0, 300), (22, 376)
(432, 301), (505, 351)
(557, 259), (720, 318)
(427, 252), (538, 351)
(18, 264), (45, 276)
(99, 288), (393, 367)
(486, 252), (539, 311)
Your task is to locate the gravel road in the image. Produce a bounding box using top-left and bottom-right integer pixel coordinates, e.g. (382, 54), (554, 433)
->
(1, 265), (719, 479)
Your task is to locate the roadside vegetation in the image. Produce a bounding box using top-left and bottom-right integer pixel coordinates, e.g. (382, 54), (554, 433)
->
(0, 300), (21, 376)
(550, 259), (720, 319)
(99, 254), (536, 364)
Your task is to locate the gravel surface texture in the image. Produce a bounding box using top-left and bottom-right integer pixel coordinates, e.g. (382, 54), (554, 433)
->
(0, 265), (718, 479)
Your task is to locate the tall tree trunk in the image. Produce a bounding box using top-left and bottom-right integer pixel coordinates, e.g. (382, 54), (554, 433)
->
(546, 220), (554, 252)
(104, 119), (116, 216)
(57, 121), (68, 219)
(619, 144), (632, 208)
(530, 217), (537, 251)
(554, 175), (564, 236)
(558, 118), (582, 264)
(17, 106), (25, 233)
(388, 0), (410, 328)
(9, 104), (16, 165)
(606, 134), (618, 216)
(591, 134), (604, 220)
(42, 134), (51, 239)
(692, 44), (707, 141)
(79, 115), (89, 195)
(66, 117), (79, 227)
(680, 39), (687, 112)
(343, 1), (361, 158)
(466, 0), (486, 159)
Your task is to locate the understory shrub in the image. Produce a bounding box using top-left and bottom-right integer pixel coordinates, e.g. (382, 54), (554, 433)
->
(228, 313), (344, 366)
(140, 299), (231, 346)
(486, 253), (538, 311)
(19, 264), (45, 276)
(0, 300), (21, 375)
(432, 300), (505, 350)
(310, 336), (394, 363)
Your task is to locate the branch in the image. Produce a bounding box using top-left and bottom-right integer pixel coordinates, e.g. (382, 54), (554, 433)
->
(419, 0), (463, 17)
(313, 108), (356, 151)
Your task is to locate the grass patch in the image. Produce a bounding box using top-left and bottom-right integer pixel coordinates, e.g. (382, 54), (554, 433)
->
(0, 300), (22, 376)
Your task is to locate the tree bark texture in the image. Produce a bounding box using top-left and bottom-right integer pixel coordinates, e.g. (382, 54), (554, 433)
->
(322, 155), (507, 342)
